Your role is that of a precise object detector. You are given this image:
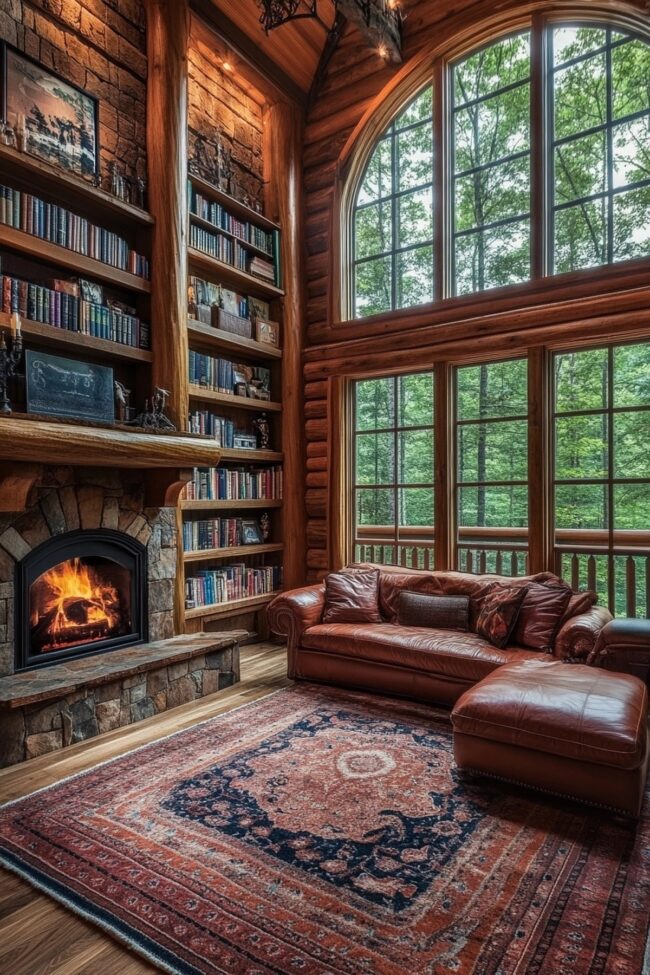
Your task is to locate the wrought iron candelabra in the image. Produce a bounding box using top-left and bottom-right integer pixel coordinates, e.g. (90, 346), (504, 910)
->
(0, 318), (24, 414)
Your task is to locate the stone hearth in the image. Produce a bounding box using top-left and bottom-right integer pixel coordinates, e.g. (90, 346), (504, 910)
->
(0, 633), (241, 767)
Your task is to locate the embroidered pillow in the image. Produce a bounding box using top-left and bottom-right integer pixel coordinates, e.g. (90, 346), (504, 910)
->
(476, 584), (529, 649)
(397, 592), (469, 631)
(322, 568), (383, 624)
(513, 582), (573, 653)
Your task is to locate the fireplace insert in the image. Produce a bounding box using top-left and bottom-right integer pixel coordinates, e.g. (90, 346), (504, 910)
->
(15, 529), (148, 672)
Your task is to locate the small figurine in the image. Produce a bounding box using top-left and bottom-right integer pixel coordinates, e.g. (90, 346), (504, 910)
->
(1, 123), (16, 148)
(136, 177), (147, 210)
(114, 380), (131, 422)
(253, 413), (271, 450)
(259, 510), (271, 542)
(127, 387), (176, 430)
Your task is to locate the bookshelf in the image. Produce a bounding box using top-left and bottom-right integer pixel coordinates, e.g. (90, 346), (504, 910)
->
(181, 160), (285, 634)
(0, 147), (154, 421)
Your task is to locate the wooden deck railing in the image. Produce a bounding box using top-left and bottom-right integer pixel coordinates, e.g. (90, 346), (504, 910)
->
(354, 525), (650, 618)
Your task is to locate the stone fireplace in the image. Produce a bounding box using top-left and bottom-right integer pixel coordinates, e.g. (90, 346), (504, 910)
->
(0, 466), (176, 679)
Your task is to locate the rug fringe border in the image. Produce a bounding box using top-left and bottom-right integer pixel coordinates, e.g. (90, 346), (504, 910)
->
(0, 850), (202, 975)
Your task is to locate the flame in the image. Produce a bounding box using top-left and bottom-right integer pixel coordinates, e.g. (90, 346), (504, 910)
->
(37, 558), (121, 644)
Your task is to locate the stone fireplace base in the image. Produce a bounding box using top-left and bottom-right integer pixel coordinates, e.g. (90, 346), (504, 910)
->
(0, 633), (242, 767)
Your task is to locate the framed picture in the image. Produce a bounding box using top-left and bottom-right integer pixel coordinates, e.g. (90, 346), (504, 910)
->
(241, 520), (262, 545)
(25, 351), (115, 423)
(255, 319), (280, 348)
(1, 44), (99, 179)
(79, 279), (103, 304)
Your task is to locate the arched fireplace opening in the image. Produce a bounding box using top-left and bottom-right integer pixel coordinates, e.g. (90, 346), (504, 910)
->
(15, 529), (148, 672)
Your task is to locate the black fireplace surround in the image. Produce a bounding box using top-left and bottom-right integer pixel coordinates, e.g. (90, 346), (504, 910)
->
(15, 529), (148, 672)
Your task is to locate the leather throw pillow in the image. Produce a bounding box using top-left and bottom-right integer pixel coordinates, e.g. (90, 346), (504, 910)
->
(322, 568), (383, 624)
(397, 591), (469, 631)
(513, 582), (573, 653)
(476, 584), (529, 649)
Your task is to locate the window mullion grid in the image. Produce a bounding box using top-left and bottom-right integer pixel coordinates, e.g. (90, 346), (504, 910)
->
(607, 346), (615, 612)
(393, 375), (399, 562)
(391, 128), (398, 312)
(531, 13), (546, 279)
(606, 29), (615, 266)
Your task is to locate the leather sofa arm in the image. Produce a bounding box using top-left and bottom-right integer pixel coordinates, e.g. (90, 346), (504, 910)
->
(587, 619), (650, 684)
(267, 585), (326, 678)
(553, 605), (613, 663)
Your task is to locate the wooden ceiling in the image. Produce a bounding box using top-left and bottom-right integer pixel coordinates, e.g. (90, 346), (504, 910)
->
(209, 0), (337, 94)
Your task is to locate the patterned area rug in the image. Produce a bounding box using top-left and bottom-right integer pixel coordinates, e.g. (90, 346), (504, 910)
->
(1, 684), (649, 975)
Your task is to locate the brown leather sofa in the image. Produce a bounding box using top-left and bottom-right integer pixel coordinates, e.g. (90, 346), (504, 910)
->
(267, 565), (613, 707)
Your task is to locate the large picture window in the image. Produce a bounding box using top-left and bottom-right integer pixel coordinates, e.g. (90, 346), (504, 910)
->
(551, 27), (650, 272)
(353, 372), (435, 567)
(553, 341), (650, 615)
(455, 358), (529, 574)
(452, 33), (532, 295)
(347, 17), (650, 318)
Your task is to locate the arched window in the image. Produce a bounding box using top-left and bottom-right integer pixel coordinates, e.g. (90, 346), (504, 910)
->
(348, 19), (650, 318)
(353, 87), (434, 317)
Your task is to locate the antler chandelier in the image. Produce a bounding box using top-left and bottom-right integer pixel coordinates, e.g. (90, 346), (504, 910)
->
(257, 0), (403, 62)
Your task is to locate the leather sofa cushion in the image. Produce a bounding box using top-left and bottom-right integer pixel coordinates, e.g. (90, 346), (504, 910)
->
(560, 589), (598, 626)
(476, 585), (529, 649)
(513, 582), (573, 652)
(322, 568), (383, 624)
(301, 623), (540, 684)
(366, 565), (561, 629)
(452, 658), (648, 770)
(397, 592), (469, 631)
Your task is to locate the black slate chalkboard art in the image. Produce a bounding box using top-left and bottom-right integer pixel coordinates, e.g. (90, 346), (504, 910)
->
(25, 350), (115, 423)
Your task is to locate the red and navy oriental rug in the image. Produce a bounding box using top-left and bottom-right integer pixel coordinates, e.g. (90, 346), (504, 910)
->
(1, 685), (649, 975)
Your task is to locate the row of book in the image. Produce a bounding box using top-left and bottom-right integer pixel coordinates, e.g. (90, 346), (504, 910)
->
(187, 410), (236, 445)
(189, 189), (273, 255)
(0, 185), (149, 279)
(185, 564), (282, 609)
(185, 466), (283, 501)
(190, 224), (248, 271)
(183, 518), (253, 552)
(1, 274), (150, 349)
(189, 350), (236, 392)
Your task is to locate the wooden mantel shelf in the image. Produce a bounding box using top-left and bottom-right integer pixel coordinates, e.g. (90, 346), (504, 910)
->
(0, 417), (222, 468)
(0, 418), (224, 511)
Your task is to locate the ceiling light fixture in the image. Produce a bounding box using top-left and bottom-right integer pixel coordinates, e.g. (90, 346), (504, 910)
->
(256, 0), (403, 63)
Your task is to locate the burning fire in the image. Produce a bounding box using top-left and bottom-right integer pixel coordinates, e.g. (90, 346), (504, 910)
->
(33, 558), (122, 649)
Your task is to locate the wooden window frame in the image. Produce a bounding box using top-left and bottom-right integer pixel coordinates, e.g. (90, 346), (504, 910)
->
(337, 4), (650, 327)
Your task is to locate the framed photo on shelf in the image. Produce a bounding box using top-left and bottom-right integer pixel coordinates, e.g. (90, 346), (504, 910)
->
(255, 319), (280, 348)
(0, 43), (99, 179)
(241, 520), (263, 545)
(25, 350), (115, 423)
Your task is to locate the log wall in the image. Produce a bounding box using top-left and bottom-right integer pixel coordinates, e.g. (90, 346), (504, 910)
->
(303, 0), (650, 583)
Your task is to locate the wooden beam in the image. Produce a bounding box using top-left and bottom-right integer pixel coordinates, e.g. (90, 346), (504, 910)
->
(264, 98), (307, 589)
(190, 0), (307, 107)
(337, 0), (402, 63)
(145, 0), (190, 431)
(0, 419), (222, 469)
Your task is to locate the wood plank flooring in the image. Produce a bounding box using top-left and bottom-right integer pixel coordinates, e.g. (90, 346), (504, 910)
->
(0, 641), (289, 975)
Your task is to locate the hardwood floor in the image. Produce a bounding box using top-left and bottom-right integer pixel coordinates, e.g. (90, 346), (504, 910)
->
(0, 641), (289, 975)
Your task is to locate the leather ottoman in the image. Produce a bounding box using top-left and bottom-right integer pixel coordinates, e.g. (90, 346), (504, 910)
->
(451, 658), (649, 817)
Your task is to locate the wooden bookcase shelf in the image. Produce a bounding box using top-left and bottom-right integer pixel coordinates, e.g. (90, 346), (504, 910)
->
(187, 247), (283, 299)
(184, 592), (280, 622)
(187, 319), (282, 360)
(0, 224), (151, 294)
(0, 143), (154, 227)
(11, 316), (153, 364)
(188, 385), (282, 412)
(181, 499), (282, 511)
(184, 543), (284, 563)
(189, 212), (274, 262)
(189, 174), (280, 233)
(220, 448), (283, 463)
